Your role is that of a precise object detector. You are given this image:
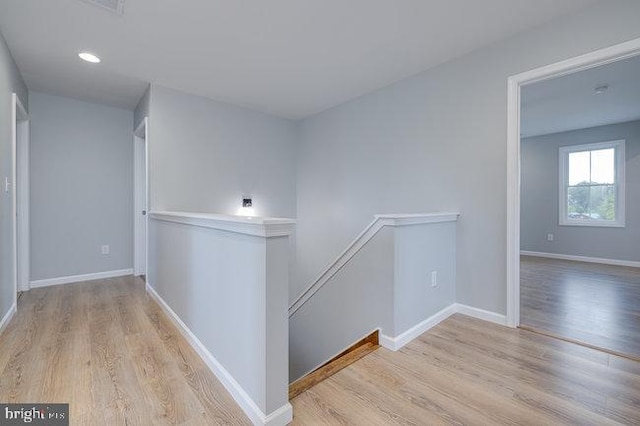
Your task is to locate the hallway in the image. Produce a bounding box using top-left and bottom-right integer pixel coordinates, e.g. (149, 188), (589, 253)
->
(0, 277), (250, 425)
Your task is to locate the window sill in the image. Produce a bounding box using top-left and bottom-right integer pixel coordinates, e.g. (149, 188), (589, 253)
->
(559, 220), (625, 228)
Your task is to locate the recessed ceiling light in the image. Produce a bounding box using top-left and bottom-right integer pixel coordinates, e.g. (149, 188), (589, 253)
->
(594, 85), (608, 95)
(78, 52), (101, 63)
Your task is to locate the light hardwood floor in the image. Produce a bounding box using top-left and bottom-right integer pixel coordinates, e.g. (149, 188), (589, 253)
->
(521, 255), (640, 359)
(2, 277), (640, 425)
(291, 314), (640, 425)
(0, 276), (250, 425)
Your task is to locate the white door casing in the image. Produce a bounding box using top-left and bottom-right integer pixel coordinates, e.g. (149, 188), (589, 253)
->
(134, 117), (149, 276)
(505, 38), (640, 328)
(12, 93), (29, 298)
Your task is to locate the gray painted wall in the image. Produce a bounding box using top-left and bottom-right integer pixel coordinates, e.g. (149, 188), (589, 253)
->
(0, 29), (27, 321)
(393, 222), (456, 335)
(29, 92), (133, 281)
(521, 120), (640, 261)
(295, 0), (640, 315)
(134, 85), (150, 131)
(290, 220), (456, 381)
(149, 217), (290, 419)
(290, 227), (394, 381)
(147, 85), (297, 218)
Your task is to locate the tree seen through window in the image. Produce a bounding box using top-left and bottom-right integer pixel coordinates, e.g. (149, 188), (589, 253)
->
(567, 147), (616, 221)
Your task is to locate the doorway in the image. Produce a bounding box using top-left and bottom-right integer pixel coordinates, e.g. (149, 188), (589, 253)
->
(517, 55), (640, 358)
(506, 38), (640, 330)
(12, 93), (29, 302)
(134, 117), (149, 279)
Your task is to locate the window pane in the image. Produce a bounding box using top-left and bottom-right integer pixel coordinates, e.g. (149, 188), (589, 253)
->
(568, 151), (590, 185)
(560, 141), (624, 226)
(591, 148), (615, 184)
(567, 185), (590, 217)
(589, 184), (616, 220)
(567, 184), (616, 221)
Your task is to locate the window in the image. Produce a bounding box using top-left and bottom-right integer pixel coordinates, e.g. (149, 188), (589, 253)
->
(559, 140), (625, 227)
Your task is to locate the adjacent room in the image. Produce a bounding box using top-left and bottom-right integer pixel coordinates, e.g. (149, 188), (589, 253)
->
(0, 1), (639, 425)
(520, 55), (640, 358)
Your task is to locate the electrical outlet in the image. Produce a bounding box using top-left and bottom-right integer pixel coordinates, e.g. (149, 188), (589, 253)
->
(547, 233), (554, 241)
(431, 271), (438, 288)
(101, 245), (110, 255)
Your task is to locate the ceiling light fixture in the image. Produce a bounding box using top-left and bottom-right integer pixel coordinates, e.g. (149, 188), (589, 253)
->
(78, 52), (101, 63)
(594, 85), (608, 95)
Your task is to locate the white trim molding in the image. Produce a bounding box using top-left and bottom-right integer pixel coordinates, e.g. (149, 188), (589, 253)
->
(506, 37), (640, 328)
(380, 304), (456, 351)
(150, 211), (295, 238)
(380, 303), (506, 351)
(558, 140), (625, 228)
(133, 116), (149, 277)
(30, 269), (133, 288)
(11, 93), (29, 307)
(374, 212), (461, 226)
(521, 251), (640, 268)
(146, 283), (293, 426)
(289, 212), (460, 316)
(0, 302), (17, 337)
(454, 303), (507, 326)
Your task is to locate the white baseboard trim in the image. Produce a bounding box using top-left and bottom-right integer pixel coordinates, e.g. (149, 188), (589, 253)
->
(454, 303), (507, 326)
(0, 302), (17, 336)
(29, 269), (134, 288)
(520, 251), (640, 268)
(145, 283), (292, 426)
(380, 302), (507, 351)
(263, 403), (293, 426)
(380, 304), (457, 351)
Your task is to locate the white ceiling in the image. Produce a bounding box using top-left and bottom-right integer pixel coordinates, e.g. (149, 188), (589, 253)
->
(521, 54), (640, 137)
(0, 0), (600, 119)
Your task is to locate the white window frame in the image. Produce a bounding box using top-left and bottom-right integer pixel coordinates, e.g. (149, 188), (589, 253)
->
(559, 139), (625, 227)
(558, 139), (625, 228)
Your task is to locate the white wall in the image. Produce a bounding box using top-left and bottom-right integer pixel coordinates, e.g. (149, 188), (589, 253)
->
(295, 0), (640, 315)
(521, 120), (640, 261)
(29, 92), (133, 281)
(148, 85), (297, 218)
(0, 29), (27, 321)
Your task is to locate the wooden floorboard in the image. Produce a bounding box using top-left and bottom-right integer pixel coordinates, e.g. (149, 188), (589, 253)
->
(3, 275), (640, 424)
(0, 276), (250, 425)
(289, 330), (379, 400)
(520, 255), (640, 358)
(290, 314), (640, 425)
